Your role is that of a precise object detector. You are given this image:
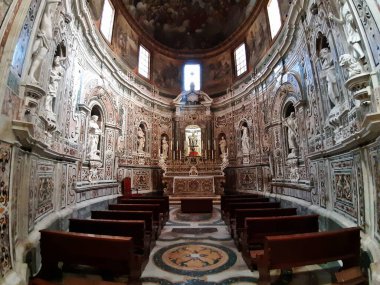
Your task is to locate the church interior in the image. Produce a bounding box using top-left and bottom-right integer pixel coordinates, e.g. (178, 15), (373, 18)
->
(0, 0), (380, 284)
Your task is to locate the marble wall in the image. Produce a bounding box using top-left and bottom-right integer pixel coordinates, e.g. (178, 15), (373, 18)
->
(0, 0), (379, 284)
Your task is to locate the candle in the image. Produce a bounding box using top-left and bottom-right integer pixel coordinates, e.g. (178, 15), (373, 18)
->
(176, 141), (178, 150)
(180, 151), (182, 160)
(212, 150), (214, 160)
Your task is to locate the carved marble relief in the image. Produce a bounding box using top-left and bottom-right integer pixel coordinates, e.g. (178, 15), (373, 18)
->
(0, 142), (12, 277)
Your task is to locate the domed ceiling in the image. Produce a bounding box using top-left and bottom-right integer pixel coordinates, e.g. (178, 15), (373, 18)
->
(121, 0), (258, 50)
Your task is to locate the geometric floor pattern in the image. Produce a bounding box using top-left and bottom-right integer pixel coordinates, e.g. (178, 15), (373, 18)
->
(140, 205), (340, 285)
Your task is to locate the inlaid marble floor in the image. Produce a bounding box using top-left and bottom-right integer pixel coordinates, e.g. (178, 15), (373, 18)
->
(139, 205), (340, 285)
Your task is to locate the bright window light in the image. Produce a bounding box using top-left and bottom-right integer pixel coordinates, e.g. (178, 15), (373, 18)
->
(100, 0), (115, 42)
(184, 64), (201, 91)
(234, 43), (247, 76)
(267, 0), (282, 38)
(138, 45), (150, 78)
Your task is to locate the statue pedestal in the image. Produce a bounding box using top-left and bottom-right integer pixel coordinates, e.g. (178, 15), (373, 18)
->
(137, 152), (145, 165)
(344, 72), (371, 105)
(243, 155), (250, 164)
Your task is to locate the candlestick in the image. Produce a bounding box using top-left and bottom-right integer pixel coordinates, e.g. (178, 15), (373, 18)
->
(180, 150), (182, 160)
(212, 150), (214, 160)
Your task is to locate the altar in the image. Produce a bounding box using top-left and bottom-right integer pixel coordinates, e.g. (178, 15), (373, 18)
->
(173, 176), (214, 196)
(159, 88), (228, 197)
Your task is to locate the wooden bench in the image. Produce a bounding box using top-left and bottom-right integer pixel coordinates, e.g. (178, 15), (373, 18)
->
(117, 198), (169, 223)
(232, 207), (298, 248)
(91, 210), (156, 244)
(38, 230), (143, 282)
(241, 214), (319, 270)
(181, 198), (213, 213)
(221, 197), (269, 219)
(109, 204), (162, 238)
(221, 194), (260, 211)
(69, 218), (150, 259)
(227, 202), (281, 228)
(256, 227), (361, 284)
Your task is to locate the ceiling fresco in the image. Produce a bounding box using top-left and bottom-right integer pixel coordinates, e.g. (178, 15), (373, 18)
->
(121, 0), (258, 50)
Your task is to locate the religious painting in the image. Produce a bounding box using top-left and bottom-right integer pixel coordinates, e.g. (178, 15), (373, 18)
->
(112, 11), (138, 69)
(152, 54), (181, 93)
(246, 8), (271, 69)
(122, 0), (258, 50)
(203, 52), (232, 94)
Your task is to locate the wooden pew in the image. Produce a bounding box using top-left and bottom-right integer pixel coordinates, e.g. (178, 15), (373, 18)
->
(233, 207), (298, 249)
(91, 210), (156, 244)
(117, 198), (169, 223)
(227, 202), (281, 229)
(69, 218), (150, 259)
(38, 230), (143, 282)
(108, 203), (161, 238)
(241, 214), (319, 270)
(256, 227), (361, 284)
(221, 195), (264, 217)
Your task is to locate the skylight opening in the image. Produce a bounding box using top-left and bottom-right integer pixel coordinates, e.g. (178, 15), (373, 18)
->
(100, 0), (115, 43)
(267, 0), (282, 38)
(234, 43), (247, 77)
(138, 45), (150, 79)
(184, 64), (201, 91)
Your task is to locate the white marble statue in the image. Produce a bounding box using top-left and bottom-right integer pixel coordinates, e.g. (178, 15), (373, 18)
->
(241, 125), (250, 155)
(320, 48), (339, 106)
(339, 53), (364, 77)
(219, 135), (227, 156)
(329, 0), (365, 60)
(137, 126), (145, 153)
(87, 115), (102, 160)
(284, 112), (299, 158)
(46, 55), (65, 112)
(161, 136), (168, 159)
(28, 0), (61, 83)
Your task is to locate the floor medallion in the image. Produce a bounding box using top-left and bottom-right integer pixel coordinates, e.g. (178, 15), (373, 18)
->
(153, 242), (237, 277)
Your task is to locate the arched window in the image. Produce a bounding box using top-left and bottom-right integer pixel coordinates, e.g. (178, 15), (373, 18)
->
(184, 64), (201, 91)
(267, 0), (282, 38)
(100, 0), (115, 43)
(234, 43), (247, 77)
(138, 45), (150, 79)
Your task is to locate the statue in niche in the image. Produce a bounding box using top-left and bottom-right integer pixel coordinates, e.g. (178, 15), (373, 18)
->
(46, 55), (65, 112)
(28, 0), (61, 83)
(87, 115), (102, 160)
(339, 53), (363, 77)
(161, 136), (168, 159)
(241, 125), (250, 155)
(329, 0), (365, 60)
(137, 126), (145, 153)
(284, 112), (299, 158)
(219, 136), (227, 156)
(320, 48), (339, 106)
(188, 133), (198, 149)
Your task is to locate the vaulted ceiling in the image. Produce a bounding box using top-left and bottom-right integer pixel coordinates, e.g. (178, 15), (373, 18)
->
(120, 0), (259, 50)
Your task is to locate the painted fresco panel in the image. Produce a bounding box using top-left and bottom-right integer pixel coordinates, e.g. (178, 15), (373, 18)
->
(112, 11), (138, 69)
(246, 8), (271, 69)
(133, 169), (151, 191)
(35, 163), (55, 220)
(152, 54), (182, 94)
(0, 142), (12, 277)
(203, 52), (232, 94)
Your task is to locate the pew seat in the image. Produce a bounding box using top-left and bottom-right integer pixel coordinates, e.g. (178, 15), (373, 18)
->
(256, 227), (361, 284)
(38, 230), (143, 282)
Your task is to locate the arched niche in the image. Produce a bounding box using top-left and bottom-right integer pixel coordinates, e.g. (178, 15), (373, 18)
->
(217, 132), (227, 156)
(87, 105), (104, 161)
(282, 102), (299, 158)
(160, 133), (169, 159)
(137, 122), (148, 153)
(185, 125), (201, 157)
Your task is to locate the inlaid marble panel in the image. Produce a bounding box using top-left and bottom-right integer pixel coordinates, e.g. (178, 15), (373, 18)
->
(0, 142), (12, 278)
